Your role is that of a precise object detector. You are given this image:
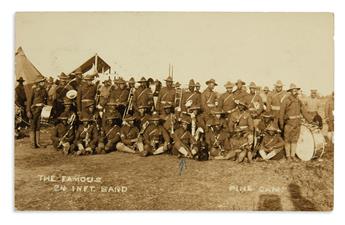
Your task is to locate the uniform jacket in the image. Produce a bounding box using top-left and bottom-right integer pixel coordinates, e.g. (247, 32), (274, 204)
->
(218, 91), (236, 113)
(228, 110), (254, 133)
(120, 125), (139, 146)
(76, 82), (97, 112)
(132, 86), (154, 110)
(201, 87), (218, 113)
(156, 86), (176, 112)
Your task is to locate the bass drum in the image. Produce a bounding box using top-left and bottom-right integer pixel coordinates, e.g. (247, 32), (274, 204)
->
(296, 124), (325, 161)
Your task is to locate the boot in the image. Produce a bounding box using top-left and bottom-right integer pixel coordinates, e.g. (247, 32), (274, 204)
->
(35, 131), (41, 148)
(30, 131), (37, 149)
(291, 143), (298, 161)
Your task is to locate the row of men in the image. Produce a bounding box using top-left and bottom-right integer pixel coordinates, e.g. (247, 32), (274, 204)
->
(16, 72), (334, 161)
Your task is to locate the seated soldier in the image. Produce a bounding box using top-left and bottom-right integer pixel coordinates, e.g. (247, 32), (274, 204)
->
(96, 111), (121, 154)
(134, 105), (151, 130)
(258, 124), (285, 161)
(228, 100), (254, 142)
(74, 113), (98, 155)
(229, 126), (253, 163)
(51, 111), (75, 155)
(116, 115), (140, 154)
(205, 118), (230, 159)
(141, 113), (170, 157)
(160, 103), (178, 137)
(172, 116), (197, 158)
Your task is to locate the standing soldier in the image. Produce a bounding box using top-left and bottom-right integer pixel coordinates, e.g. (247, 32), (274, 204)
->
(108, 77), (129, 118)
(304, 89), (323, 128)
(201, 78), (218, 115)
(98, 78), (112, 108)
(156, 76), (176, 115)
(74, 113), (99, 155)
(218, 81), (237, 115)
(15, 77), (28, 127)
(55, 73), (73, 117)
(325, 92), (334, 144)
(181, 79), (201, 113)
(51, 111), (75, 155)
(261, 86), (270, 110)
(76, 74), (97, 115)
(132, 77), (154, 113)
(116, 115), (140, 154)
(172, 116), (197, 158)
(27, 77), (48, 148)
(279, 83), (312, 161)
(233, 79), (249, 103)
(141, 113), (170, 157)
(96, 111), (121, 154)
(267, 80), (288, 126)
(247, 82), (264, 127)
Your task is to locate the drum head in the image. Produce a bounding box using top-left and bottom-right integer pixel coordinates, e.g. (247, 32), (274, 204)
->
(296, 125), (314, 161)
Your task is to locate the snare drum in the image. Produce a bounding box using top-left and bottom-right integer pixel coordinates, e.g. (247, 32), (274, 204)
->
(296, 124), (325, 161)
(40, 105), (53, 123)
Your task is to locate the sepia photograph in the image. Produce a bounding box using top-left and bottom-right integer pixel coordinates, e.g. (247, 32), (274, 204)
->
(14, 12), (334, 211)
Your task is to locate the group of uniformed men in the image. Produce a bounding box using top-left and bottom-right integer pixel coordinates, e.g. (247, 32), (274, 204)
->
(15, 70), (334, 162)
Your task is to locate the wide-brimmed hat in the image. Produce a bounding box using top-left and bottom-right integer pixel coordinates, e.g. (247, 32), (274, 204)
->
(35, 76), (46, 83)
(174, 82), (181, 88)
(205, 79), (217, 86)
(137, 77), (147, 83)
(262, 111), (274, 118)
(66, 90), (77, 100)
(59, 72), (69, 80)
(17, 77), (25, 82)
(224, 81), (234, 88)
(149, 114), (161, 121)
(310, 89), (317, 94)
(188, 79), (196, 87)
(164, 76), (173, 82)
(274, 80), (284, 87)
(115, 77), (126, 84)
(249, 82), (257, 89)
(128, 77), (135, 84)
(195, 82), (201, 87)
(123, 115), (135, 121)
(235, 79), (246, 85)
(287, 83), (300, 92)
(263, 86), (269, 91)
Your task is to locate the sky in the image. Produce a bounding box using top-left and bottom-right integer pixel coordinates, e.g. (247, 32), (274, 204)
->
(15, 12), (334, 95)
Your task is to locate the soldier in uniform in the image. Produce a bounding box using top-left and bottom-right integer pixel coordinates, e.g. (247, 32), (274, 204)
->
(279, 83), (312, 161)
(156, 76), (176, 115)
(258, 124), (285, 161)
(181, 79), (201, 113)
(304, 89), (323, 128)
(266, 80), (288, 126)
(183, 106), (206, 142)
(141, 113), (170, 157)
(247, 82), (264, 127)
(195, 82), (201, 94)
(218, 81), (237, 115)
(98, 78), (112, 108)
(233, 79), (249, 103)
(15, 77), (28, 128)
(74, 113), (99, 155)
(172, 116), (197, 158)
(108, 77), (129, 118)
(76, 74), (97, 115)
(261, 86), (270, 110)
(228, 101), (254, 137)
(27, 77), (48, 148)
(325, 92), (334, 143)
(132, 77), (154, 113)
(229, 127), (253, 163)
(96, 111), (121, 154)
(51, 111), (75, 155)
(160, 104), (178, 138)
(55, 73), (73, 118)
(116, 115), (140, 154)
(201, 79), (218, 114)
(205, 118), (230, 159)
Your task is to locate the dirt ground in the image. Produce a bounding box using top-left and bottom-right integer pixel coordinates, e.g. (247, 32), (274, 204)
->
(15, 128), (334, 211)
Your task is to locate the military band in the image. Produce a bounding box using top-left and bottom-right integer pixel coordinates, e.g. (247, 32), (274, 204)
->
(16, 72), (334, 163)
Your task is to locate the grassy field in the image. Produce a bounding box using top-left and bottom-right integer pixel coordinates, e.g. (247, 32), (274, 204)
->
(15, 128), (333, 211)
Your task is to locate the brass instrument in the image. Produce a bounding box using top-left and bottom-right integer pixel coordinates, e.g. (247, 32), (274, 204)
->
(123, 87), (134, 120)
(58, 115), (75, 148)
